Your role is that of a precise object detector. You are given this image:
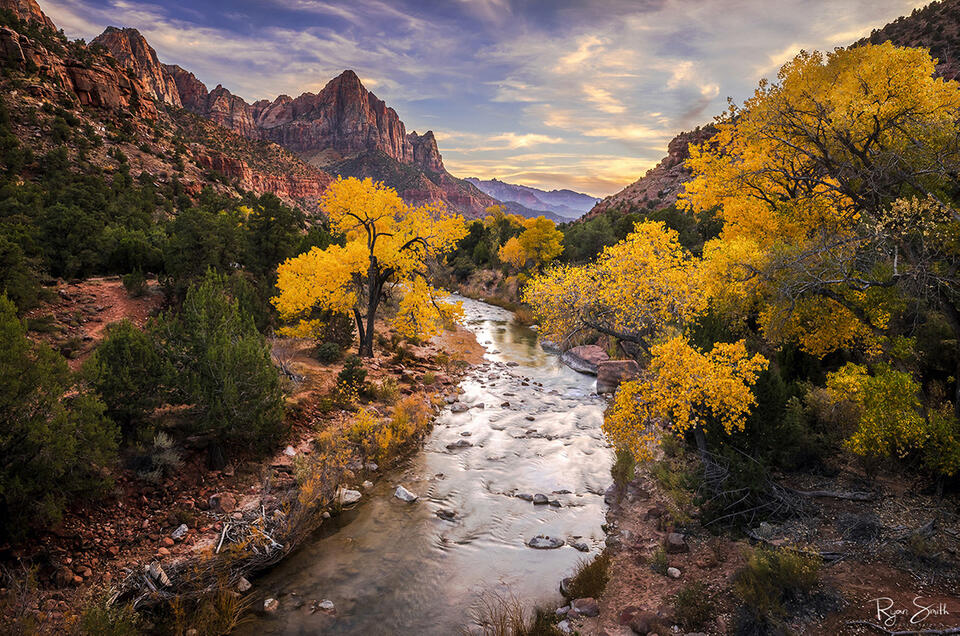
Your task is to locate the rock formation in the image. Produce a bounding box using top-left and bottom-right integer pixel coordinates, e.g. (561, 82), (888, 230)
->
(91, 27), (181, 106)
(87, 23), (496, 216)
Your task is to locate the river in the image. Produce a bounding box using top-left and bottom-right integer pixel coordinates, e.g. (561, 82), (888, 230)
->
(238, 296), (613, 635)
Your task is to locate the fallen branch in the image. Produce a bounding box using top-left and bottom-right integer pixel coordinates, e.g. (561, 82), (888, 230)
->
(793, 489), (876, 501)
(846, 620), (960, 635)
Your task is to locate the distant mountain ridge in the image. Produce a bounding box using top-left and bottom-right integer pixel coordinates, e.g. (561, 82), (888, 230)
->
(465, 177), (598, 219)
(90, 27), (496, 217)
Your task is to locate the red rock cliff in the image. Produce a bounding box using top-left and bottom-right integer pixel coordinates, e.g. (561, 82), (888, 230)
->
(91, 27), (181, 106)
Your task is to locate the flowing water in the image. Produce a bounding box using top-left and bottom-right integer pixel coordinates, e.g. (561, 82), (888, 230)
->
(239, 297), (613, 635)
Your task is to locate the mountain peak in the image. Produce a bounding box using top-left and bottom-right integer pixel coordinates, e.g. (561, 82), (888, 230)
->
(0, 0), (56, 31)
(92, 25), (181, 107)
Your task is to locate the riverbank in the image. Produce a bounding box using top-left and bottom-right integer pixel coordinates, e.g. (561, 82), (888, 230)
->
(1, 298), (484, 633)
(574, 444), (960, 636)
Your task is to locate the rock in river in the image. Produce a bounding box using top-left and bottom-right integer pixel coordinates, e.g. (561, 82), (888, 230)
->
(532, 494), (549, 505)
(560, 345), (609, 375)
(528, 535), (565, 549)
(446, 439), (473, 450)
(436, 508), (457, 521)
(336, 487), (362, 506)
(394, 485), (418, 502)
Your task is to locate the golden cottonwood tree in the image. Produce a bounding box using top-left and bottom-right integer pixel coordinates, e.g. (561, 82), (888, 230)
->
(681, 43), (960, 364)
(523, 221), (703, 352)
(605, 337), (767, 462)
(496, 216), (564, 271)
(524, 221), (767, 462)
(273, 177), (466, 357)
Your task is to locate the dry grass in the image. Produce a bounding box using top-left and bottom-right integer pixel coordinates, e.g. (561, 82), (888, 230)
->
(465, 592), (562, 636)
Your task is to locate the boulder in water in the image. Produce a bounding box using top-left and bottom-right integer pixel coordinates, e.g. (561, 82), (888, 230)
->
(528, 535), (565, 549)
(560, 345), (609, 375)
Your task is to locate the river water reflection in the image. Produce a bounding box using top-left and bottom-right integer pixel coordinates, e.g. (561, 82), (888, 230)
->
(238, 296), (612, 635)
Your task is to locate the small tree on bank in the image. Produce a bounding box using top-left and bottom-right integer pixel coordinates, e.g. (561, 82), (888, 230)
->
(273, 177), (467, 357)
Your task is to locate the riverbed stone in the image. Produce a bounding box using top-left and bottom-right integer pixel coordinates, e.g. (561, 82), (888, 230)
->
(446, 439), (472, 450)
(560, 345), (609, 375)
(528, 535), (565, 549)
(596, 359), (641, 394)
(263, 598), (279, 613)
(336, 488), (362, 506)
(560, 577), (573, 597)
(665, 532), (689, 554)
(450, 402), (470, 412)
(436, 508), (456, 521)
(394, 485), (418, 502)
(666, 567), (681, 579)
(570, 540), (590, 552)
(573, 597), (599, 617)
(516, 493), (534, 501)
(533, 494), (549, 505)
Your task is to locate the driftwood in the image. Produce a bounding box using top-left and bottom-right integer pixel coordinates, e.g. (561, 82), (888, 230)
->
(743, 528), (847, 563)
(846, 620), (960, 635)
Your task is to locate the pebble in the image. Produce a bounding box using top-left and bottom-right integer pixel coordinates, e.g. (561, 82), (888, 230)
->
(667, 567), (681, 579)
(394, 485), (419, 502)
(532, 494), (549, 505)
(263, 598), (279, 613)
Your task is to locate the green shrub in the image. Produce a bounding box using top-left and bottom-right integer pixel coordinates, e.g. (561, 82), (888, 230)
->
(314, 341), (341, 364)
(121, 268), (147, 297)
(371, 377), (400, 404)
(85, 320), (163, 440)
(672, 582), (715, 630)
(338, 355), (367, 391)
(733, 546), (821, 623)
(0, 295), (117, 540)
(611, 447), (636, 487)
(156, 271), (285, 462)
(76, 596), (142, 636)
(422, 371), (437, 385)
(650, 547), (669, 575)
(127, 432), (182, 484)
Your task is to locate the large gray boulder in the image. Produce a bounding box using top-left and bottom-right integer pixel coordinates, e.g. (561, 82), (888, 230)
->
(560, 345), (609, 375)
(596, 359), (641, 393)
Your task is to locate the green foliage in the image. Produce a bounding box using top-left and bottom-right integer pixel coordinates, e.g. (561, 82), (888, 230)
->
(85, 319), (163, 440)
(650, 547), (669, 575)
(121, 268), (147, 297)
(314, 341), (342, 364)
(337, 355), (368, 391)
(565, 551), (611, 599)
(76, 596), (143, 636)
(733, 546), (821, 624)
(157, 271), (285, 456)
(672, 582), (716, 631)
(0, 295), (117, 540)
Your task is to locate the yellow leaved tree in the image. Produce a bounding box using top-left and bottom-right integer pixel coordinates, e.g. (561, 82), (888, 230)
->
(273, 177), (467, 357)
(681, 43), (960, 361)
(523, 221), (768, 462)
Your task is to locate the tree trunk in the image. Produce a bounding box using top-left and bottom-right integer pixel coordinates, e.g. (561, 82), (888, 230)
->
(353, 308), (366, 357)
(359, 258), (383, 358)
(693, 426), (723, 486)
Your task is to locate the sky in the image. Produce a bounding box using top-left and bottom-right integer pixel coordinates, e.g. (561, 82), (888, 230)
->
(40, 0), (927, 197)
